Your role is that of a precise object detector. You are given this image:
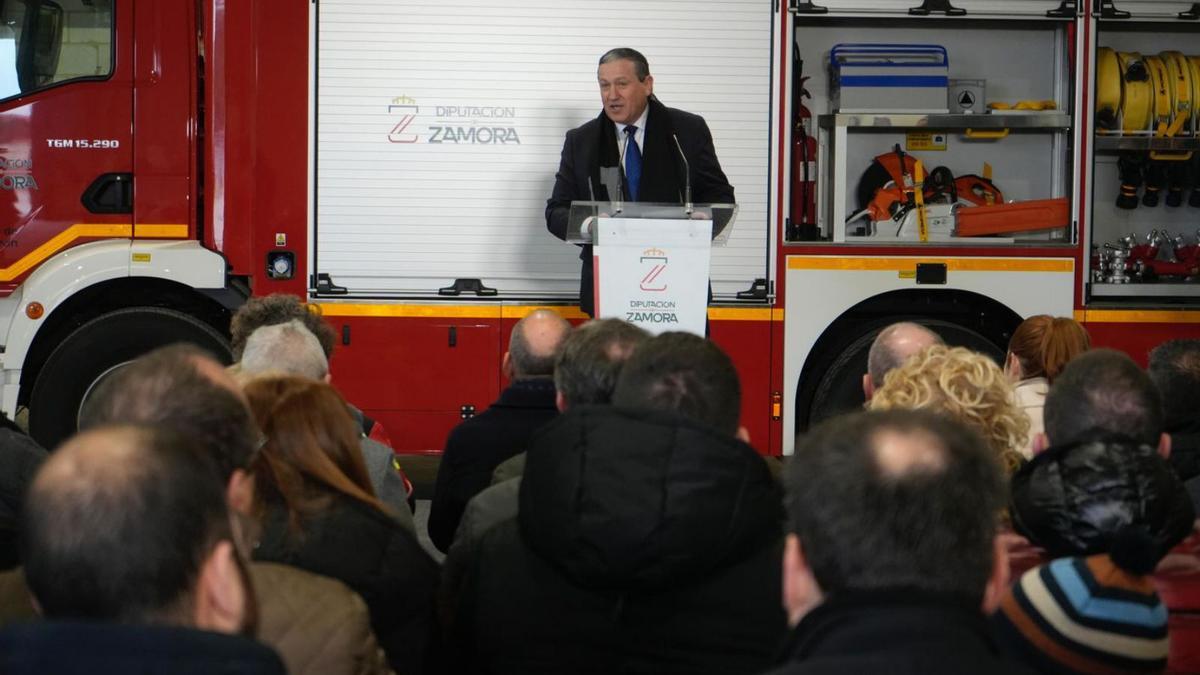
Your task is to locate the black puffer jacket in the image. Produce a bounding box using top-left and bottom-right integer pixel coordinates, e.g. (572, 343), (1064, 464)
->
(453, 406), (786, 675)
(1010, 436), (1195, 559)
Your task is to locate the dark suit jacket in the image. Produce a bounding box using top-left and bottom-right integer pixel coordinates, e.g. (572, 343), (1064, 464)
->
(545, 97), (734, 316)
(427, 378), (558, 552)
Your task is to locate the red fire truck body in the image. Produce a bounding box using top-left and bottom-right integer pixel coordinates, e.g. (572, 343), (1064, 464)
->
(1, 0), (1197, 456)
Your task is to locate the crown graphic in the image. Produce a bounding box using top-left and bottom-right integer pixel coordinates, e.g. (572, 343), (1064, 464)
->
(643, 247), (666, 256)
(391, 95), (417, 104)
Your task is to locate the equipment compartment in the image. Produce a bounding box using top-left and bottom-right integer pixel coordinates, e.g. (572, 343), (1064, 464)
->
(790, 16), (1079, 244)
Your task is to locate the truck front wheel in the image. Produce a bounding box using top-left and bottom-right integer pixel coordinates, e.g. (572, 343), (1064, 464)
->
(28, 307), (231, 450)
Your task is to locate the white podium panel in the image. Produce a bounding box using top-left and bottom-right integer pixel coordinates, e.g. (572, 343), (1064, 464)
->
(594, 218), (713, 336)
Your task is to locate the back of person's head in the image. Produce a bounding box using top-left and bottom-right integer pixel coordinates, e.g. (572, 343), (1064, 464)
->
(869, 345), (1028, 473)
(230, 294), (337, 361)
(786, 410), (1005, 604)
(555, 318), (649, 406)
(239, 320), (329, 381)
(242, 376), (386, 525)
(22, 426), (247, 630)
(79, 344), (258, 483)
(1044, 348), (1162, 447)
(1148, 338), (1200, 431)
(866, 322), (944, 388)
(507, 310), (572, 380)
(1007, 315), (1090, 384)
(612, 332), (740, 436)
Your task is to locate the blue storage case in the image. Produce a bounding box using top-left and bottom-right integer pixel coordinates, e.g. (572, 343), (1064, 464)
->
(830, 44), (950, 114)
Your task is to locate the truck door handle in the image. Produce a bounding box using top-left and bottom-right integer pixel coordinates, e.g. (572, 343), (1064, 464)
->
(81, 173), (133, 214)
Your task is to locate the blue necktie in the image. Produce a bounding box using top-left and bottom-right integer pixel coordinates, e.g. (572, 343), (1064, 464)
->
(624, 125), (642, 201)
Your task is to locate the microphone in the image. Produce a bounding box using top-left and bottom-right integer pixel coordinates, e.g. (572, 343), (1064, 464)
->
(672, 133), (692, 215)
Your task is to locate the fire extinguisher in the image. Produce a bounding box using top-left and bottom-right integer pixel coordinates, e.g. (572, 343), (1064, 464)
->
(790, 50), (818, 241)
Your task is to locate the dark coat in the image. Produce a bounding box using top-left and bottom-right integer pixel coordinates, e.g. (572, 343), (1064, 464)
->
(545, 96), (735, 316)
(451, 406), (786, 675)
(0, 621), (286, 674)
(0, 422), (47, 570)
(1009, 436), (1195, 559)
(762, 592), (1029, 675)
(428, 378), (558, 552)
(254, 495), (439, 675)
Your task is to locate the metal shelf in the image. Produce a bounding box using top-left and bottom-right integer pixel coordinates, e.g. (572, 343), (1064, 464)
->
(818, 113), (1072, 130)
(1091, 282), (1200, 298)
(1093, 135), (1200, 152)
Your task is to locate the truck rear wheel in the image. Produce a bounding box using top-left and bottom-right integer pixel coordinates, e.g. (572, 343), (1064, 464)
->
(798, 318), (1008, 431)
(28, 307), (230, 450)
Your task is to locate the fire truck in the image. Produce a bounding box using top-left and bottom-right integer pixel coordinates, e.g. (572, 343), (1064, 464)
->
(1, 0), (1198, 456)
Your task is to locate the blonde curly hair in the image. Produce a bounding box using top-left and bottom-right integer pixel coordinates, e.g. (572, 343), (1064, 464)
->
(868, 345), (1029, 473)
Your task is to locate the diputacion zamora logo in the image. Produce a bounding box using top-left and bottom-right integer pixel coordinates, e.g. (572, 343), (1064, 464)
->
(386, 96), (521, 145)
(639, 247), (668, 292)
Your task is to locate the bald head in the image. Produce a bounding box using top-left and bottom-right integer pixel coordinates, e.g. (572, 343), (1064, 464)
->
(507, 310), (572, 379)
(867, 322), (944, 389)
(23, 426), (233, 626)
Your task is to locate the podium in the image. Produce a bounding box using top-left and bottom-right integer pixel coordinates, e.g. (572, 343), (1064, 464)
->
(567, 201), (738, 336)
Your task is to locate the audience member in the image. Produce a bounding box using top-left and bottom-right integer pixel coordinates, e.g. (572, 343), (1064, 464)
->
(451, 332), (785, 675)
(230, 293), (391, 445)
(238, 320), (414, 525)
(0, 425), (285, 675)
(1148, 338), (1200, 501)
(489, 317), (649, 484)
(869, 344), (1029, 473)
(439, 318), (649, 629)
(768, 410), (1017, 674)
(1009, 349), (1194, 561)
(863, 321), (943, 400)
(244, 375), (438, 674)
(0, 412), (45, 569)
(79, 344), (394, 675)
(994, 544), (1169, 674)
(428, 309), (571, 552)
(1005, 315), (1090, 458)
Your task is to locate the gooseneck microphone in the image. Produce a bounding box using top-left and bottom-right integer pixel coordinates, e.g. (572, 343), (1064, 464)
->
(672, 133), (692, 215)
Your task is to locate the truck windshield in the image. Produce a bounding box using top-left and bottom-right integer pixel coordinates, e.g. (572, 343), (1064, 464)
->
(0, 0), (111, 102)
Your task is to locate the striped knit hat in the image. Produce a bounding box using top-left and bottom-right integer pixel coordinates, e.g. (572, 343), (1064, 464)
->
(993, 554), (1169, 674)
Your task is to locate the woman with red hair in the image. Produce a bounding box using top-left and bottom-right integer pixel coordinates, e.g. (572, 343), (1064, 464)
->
(1005, 315), (1091, 457)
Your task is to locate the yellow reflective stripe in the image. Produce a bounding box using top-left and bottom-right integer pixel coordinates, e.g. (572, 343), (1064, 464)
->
(707, 307), (772, 322)
(1079, 309), (1200, 324)
(315, 304), (502, 319)
(133, 224), (188, 238)
(0, 223), (132, 282)
(315, 303), (778, 322)
(500, 305), (590, 320)
(787, 256), (1074, 273)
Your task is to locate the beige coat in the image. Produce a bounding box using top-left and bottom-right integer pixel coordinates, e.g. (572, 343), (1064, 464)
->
(250, 563), (395, 675)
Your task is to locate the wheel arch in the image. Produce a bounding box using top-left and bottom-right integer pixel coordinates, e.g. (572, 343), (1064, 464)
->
(792, 287), (1024, 432)
(18, 276), (243, 408)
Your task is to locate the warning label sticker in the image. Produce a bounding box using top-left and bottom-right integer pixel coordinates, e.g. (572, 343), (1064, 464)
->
(906, 132), (947, 152)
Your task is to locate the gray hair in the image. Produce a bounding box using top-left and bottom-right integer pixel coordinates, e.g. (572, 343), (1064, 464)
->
(554, 319), (649, 406)
(240, 320), (329, 381)
(599, 48), (650, 81)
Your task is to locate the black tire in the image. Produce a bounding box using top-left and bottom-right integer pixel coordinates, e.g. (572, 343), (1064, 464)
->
(28, 307), (230, 450)
(800, 318), (1007, 431)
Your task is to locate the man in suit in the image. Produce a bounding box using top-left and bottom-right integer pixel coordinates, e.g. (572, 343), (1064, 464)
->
(545, 48), (735, 317)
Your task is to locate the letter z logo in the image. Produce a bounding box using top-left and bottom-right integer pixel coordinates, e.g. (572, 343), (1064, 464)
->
(639, 254), (668, 292)
(388, 105), (420, 143)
